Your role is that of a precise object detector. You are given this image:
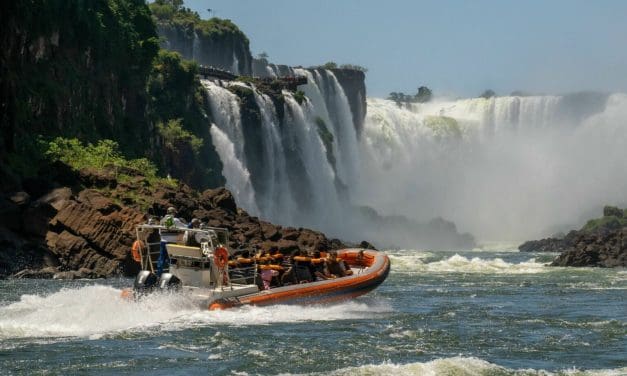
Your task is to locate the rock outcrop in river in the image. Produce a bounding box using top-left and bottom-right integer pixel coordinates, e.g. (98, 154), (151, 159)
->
(0, 164), (349, 279)
(519, 206), (627, 267)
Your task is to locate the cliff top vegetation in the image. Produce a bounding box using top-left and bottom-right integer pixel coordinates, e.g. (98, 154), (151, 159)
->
(581, 206), (627, 232)
(149, 0), (249, 44)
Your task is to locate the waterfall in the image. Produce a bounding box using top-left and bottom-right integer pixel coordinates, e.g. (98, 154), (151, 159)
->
(199, 67), (367, 235)
(265, 65), (277, 78)
(251, 90), (297, 222)
(360, 93), (627, 240)
(202, 79), (259, 215)
(294, 69), (360, 191)
(209, 125), (259, 215)
(231, 53), (239, 75)
(192, 31), (200, 62)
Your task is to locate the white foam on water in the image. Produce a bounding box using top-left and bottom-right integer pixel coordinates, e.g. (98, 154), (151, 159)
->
(0, 285), (198, 339)
(0, 285), (391, 339)
(289, 357), (627, 376)
(387, 251), (549, 274)
(179, 300), (392, 328)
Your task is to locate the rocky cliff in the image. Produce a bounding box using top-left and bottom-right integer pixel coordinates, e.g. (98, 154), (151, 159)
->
(0, 0), (159, 159)
(1, 164), (349, 279)
(151, 3), (252, 75)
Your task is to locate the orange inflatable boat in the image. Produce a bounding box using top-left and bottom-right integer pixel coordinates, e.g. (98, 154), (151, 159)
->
(124, 224), (390, 310)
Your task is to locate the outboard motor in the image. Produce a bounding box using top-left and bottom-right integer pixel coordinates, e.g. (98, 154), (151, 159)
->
(158, 273), (182, 290)
(133, 270), (158, 293)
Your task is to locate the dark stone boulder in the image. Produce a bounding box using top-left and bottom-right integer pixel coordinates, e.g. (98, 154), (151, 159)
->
(359, 240), (377, 250)
(202, 188), (237, 213)
(551, 227), (627, 268)
(21, 177), (53, 200)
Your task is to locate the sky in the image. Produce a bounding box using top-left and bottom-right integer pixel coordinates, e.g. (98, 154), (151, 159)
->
(185, 0), (627, 98)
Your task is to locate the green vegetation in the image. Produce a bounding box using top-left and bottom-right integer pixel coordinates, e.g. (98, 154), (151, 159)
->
(147, 49), (224, 188)
(157, 119), (203, 155)
(415, 86), (433, 103)
(1, 0), (249, 191)
(424, 116), (462, 139)
(44, 137), (169, 186)
(316, 62), (367, 72)
(149, 0), (250, 57)
(480, 89), (496, 99)
(2, 0), (160, 160)
(388, 86), (433, 107)
(293, 90), (307, 105)
(339, 64), (368, 72)
(256, 51), (270, 65)
(315, 117), (336, 169)
(148, 50), (199, 120)
(580, 206), (627, 232)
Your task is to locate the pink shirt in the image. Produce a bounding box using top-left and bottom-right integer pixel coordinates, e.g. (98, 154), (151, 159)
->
(260, 269), (278, 290)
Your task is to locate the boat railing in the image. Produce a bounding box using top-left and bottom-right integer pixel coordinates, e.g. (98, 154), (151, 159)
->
(227, 263), (259, 286)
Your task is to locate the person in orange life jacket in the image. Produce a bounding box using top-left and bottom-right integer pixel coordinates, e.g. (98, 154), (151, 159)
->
(326, 250), (346, 277)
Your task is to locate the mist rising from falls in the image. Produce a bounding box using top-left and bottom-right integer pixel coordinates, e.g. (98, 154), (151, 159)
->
(203, 69), (626, 244)
(360, 93), (627, 240)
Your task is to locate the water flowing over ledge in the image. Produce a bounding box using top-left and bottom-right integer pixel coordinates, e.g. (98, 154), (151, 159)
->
(202, 78), (627, 245)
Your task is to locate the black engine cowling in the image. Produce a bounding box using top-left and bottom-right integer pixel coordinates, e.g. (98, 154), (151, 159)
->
(158, 273), (182, 290)
(133, 270), (158, 292)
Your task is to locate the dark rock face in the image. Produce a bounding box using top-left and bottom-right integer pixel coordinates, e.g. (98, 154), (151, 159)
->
(157, 24), (252, 75)
(2, 167), (353, 279)
(519, 231), (577, 253)
(550, 228), (627, 268)
(329, 69), (367, 137)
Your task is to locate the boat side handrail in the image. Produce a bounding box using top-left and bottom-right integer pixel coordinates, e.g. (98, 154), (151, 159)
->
(228, 264), (258, 285)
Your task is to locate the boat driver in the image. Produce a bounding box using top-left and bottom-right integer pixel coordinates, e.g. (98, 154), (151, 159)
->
(157, 207), (186, 275)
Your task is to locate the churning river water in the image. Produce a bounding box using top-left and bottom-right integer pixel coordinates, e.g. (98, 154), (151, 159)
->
(0, 248), (625, 375)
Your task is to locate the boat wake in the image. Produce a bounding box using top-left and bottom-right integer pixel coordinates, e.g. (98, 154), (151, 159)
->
(306, 356), (627, 376)
(0, 284), (390, 340)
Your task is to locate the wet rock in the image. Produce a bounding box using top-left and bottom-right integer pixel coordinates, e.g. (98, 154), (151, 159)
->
(276, 239), (299, 254)
(11, 266), (58, 279)
(10, 191), (31, 207)
(550, 227), (627, 268)
(281, 227), (300, 241)
(0, 196), (22, 231)
(260, 222), (281, 242)
(202, 188), (237, 213)
(359, 240), (377, 250)
(22, 201), (57, 237)
(22, 177), (53, 199)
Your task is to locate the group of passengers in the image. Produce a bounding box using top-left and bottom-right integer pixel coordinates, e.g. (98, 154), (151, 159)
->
(229, 248), (357, 290)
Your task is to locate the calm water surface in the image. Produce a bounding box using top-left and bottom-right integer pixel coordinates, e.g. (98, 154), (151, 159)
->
(0, 248), (625, 375)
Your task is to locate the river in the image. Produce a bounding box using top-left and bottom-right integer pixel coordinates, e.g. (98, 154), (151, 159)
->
(1, 248), (625, 375)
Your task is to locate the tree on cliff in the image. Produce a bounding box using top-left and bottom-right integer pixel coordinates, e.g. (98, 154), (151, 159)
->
(257, 52), (269, 65)
(480, 89), (496, 99)
(415, 86), (433, 103)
